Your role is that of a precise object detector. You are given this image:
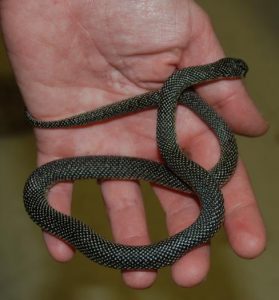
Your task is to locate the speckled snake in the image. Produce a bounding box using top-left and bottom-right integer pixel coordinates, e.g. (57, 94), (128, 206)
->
(23, 57), (248, 270)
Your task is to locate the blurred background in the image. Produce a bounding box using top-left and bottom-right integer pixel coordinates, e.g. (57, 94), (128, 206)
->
(0, 0), (278, 299)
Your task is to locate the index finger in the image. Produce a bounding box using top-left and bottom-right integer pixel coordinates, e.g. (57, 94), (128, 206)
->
(179, 3), (268, 136)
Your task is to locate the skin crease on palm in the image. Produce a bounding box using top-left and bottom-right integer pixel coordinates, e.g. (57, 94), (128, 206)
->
(1, 0), (268, 289)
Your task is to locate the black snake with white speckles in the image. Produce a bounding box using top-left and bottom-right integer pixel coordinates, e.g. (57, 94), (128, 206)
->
(23, 58), (248, 270)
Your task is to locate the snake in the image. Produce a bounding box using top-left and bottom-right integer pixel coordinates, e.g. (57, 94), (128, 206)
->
(23, 57), (248, 270)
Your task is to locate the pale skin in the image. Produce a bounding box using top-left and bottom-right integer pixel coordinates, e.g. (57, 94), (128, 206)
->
(1, 0), (268, 289)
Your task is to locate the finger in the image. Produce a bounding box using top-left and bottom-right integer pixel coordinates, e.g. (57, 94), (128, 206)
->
(177, 98), (266, 258)
(176, 102), (266, 258)
(153, 186), (210, 287)
(43, 182), (75, 262)
(179, 3), (268, 136)
(101, 180), (157, 289)
(37, 153), (75, 261)
(153, 104), (219, 287)
(223, 160), (266, 258)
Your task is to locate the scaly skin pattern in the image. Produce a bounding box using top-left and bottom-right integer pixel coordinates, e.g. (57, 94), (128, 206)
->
(24, 58), (247, 270)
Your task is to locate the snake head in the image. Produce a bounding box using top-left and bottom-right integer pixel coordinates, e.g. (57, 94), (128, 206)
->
(218, 57), (249, 78)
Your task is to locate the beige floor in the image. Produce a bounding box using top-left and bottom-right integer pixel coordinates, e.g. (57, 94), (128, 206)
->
(1, 1), (278, 299)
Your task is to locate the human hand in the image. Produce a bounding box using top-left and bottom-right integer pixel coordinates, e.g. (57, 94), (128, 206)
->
(1, 0), (267, 288)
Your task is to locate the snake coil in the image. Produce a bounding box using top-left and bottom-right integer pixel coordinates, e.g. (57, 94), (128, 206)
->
(24, 58), (248, 270)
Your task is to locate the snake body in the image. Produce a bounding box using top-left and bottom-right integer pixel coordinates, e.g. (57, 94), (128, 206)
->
(24, 58), (248, 270)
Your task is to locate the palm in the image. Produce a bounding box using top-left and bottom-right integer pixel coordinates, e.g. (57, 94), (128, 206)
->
(1, 0), (267, 289)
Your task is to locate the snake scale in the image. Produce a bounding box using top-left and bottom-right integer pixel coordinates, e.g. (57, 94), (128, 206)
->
(24, 57), (248, 270)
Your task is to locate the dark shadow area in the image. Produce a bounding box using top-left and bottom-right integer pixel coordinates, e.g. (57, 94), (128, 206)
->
(0, 78), (31, 135)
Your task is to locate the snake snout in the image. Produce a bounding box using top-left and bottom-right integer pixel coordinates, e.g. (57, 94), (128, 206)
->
(233, 58), (249, 77)
(216, 57), (248, 79)
(225, 58), (249, 78)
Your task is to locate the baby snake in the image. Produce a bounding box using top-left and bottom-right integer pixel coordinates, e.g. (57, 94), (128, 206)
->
(24, 57), (248, 270)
